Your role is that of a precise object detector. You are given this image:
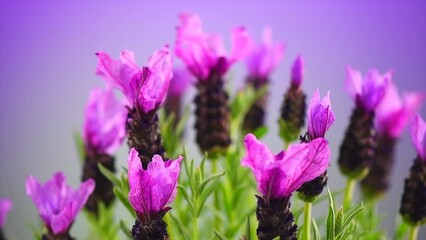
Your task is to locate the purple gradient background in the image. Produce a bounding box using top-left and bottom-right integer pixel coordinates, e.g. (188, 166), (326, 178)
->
(1, 0), (425, 239)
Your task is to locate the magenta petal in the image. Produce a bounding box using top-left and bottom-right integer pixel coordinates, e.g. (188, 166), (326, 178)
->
(308, 89), (335, 138)
(168, 68), (193, 96)
(0, 198), (12, 228)
(127, 148), (144, 213)
(345, 66), (363, 101)
(361, 69), (391, 111)
(410, 114), (426, 160)
(291, 55), (304, 87)
(229, 27), (251, 64)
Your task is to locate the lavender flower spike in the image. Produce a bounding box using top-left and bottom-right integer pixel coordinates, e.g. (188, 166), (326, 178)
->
(26, 172), (95, 239)
(307, 89), (335, 140)
(84, 88), (127, 155)
(242, 134), (330, 239)
(291, 55), (304, 88)
(128, 148), (183, 239)
(410, 114), (426, 161)
(0, 198), (12, 228)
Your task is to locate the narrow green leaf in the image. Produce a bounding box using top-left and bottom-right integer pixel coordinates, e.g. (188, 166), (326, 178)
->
(119, 220), (132, 238)
(245, 216), (252, 240)
(326, 189), (336, 240)
(214, 230), (229, 240)
(335, 207), (344, 235)
(113, 187), (135, 217)
(197, 181), (220, 217)
(312, 218), (321, 240)
(98, 163), (121, 187)
(196, 171), (225, 197)
(169, 213), (190, 239)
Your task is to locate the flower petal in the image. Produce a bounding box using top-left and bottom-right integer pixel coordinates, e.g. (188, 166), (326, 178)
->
(0, 198), (12, 228)
(345, 66), (363, 101)
(291, 55), (304, 87)
(410, 114), (426, 160)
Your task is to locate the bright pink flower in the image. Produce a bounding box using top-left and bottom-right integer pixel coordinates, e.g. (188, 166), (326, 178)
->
(96, 46), (173, 113)
(245, 26), (285, 79)
(127, 148), (182, 217)
(0, 198), (12, 228)
(375, 80), (424, 138)
(168, 68), (193, 97)
(308, 89), (335, 139)
(175, 13), (250, 81)
(241, 134), (330, 199)
(26, 172), (95, 235)
(410, 114), (426, 161)
(345, 66), (391, 111)
(291, 55), (304, 87)
(83, 88), (127, 154)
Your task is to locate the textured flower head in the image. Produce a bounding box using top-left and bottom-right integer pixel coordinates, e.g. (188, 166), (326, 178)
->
(83, 88), (127, 154)
(245, 26), (285, 79)
(291, 55), (304, 87)
(410, 114), (426, 161)
(345, 66), (391, 111)
(168, 67), (193, 97)
(127, 148), (183, 217)
(308, 89), (335, 139)
(241, 134), (330, 199)
(375, 80), (424, 139)
(96, 46), (173, 113)
(26, 172), (95, 235)
(0, 198), (12, 228)
(175, 12), (250, 81)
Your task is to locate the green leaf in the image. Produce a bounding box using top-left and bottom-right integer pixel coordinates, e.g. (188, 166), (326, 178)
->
(119, 220), (132, 238)
(196, 171), (225, 198)
(113, 187), (135, 218)
(252, 126), (268, 139)
(312, 218), (321, 240)
(98, 163), (121, 187)
(214, 230), (229, 240)
(245, 216), (252, 240)
(326, 189), (336, 240)
(335, 207), (344, 235)
(169, 213), (190, 239)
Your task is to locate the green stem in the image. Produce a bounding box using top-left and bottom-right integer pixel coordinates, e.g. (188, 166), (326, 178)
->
(409, 225), (419, 240)
(212, 160), (220, 231)
(343, 178), (356, 209)
(303, 202), (312, 240)
(192, 213), (198, 240)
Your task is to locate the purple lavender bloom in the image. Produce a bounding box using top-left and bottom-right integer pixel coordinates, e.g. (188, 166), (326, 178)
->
(307, 89), (335, 139)
(95, 46), (173, 113)
(410, 114), (426, 161)
(345, 66), (391, 111)
(127, 148), (182, 218)
(175, 12), (250, 81)
(168, 68), (193, 97)
(241, 134), (330, 199)
(83, 88), (127, 155)
(375, 80), (424, 139)
(0, 198), (12, 228)
(26, 172), (95, 235)
(291, 55), (304, 88)
(245, 26), (285, 79)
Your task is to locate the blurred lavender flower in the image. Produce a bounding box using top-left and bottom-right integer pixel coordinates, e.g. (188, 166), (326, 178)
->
(164, 67), (193, 122)
(96, 46), (173, 114)
(26, 172), (95, 239)
(399, 114), (426, 225)
(290, 55), (304, 88)
(82, 88), (127, 214)
(0, 198), (12, 228)
(175, 12), (250, 155)
(127, 148), (182, 239)
(338, 67), (391, 179)
(361, 80), (423, 198)
(83, 88), (127, 155)
(242, 133), (330, 239)
(96, 47), (172, 168)
(243, 27), (284, 132)
(307, 89), (335, 140)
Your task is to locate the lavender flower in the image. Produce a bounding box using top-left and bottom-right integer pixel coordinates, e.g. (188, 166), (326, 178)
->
(164, 68), (193, 122)
(96, 46), (172, 114)
(127, 148), (182, 239)
(307, 89), (335, 140)
(291, 55), (304, 88)
(399, 114), (426, 225)
(242, 134), (330, 239)
(0, 198), (12, 228)
(83, 88), (126, 155)
(26, 172), (95, 238)
(82, 88), (127, 214)
(175, 13), (250, 155)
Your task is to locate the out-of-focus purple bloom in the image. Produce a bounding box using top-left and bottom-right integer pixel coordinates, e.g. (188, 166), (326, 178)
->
(241, 134), (330, 199)
(308, 89), (335, 139)
(127, 148), (182, 217)
(245, 26), (285, 79)
(345, 66), (391, 111)
(375, 80), (424, 139)
(168, 68), (193, 97)
(96, 46), (173, 113)
(291, 55), (304, 87)
(83, 88), (127, 155)
(26, 172), (95, 235)
(410, 114), (426, 161)
(0, 198), (12, 228)
(175, 12), (250, 81)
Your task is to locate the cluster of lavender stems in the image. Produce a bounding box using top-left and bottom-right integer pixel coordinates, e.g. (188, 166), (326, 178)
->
(2, 12), (425, 240)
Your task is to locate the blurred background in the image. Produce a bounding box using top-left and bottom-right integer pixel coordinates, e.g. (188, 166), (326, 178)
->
(1, 0), (425, 239)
